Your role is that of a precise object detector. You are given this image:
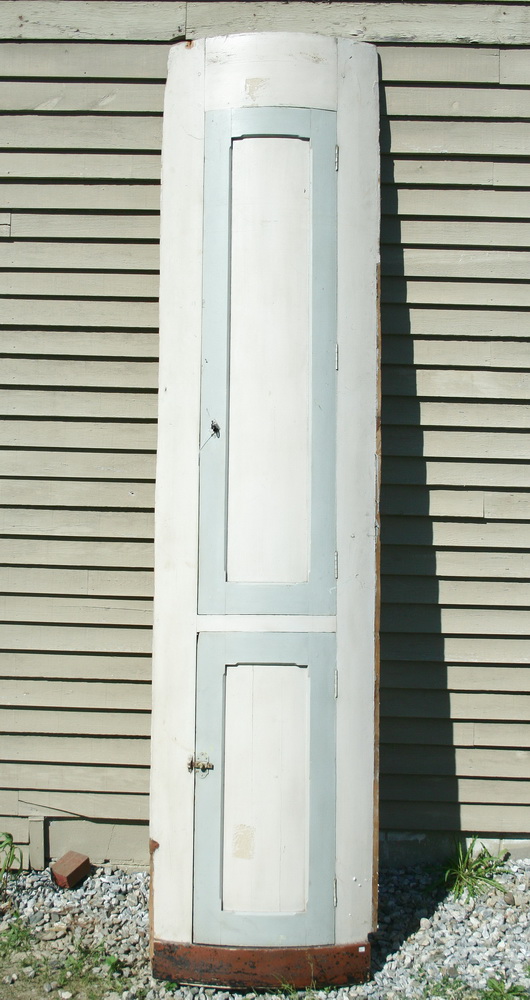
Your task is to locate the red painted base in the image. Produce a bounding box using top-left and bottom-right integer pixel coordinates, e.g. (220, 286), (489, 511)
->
(152, 940), (371, 989)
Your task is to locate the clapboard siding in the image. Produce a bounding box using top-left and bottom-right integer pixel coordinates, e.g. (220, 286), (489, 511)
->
(0, 6), (528, 863)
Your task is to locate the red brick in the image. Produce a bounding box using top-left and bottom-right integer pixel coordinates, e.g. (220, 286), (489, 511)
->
(51, 851), (91, 889)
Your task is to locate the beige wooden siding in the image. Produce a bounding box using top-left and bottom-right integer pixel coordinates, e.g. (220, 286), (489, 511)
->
(0, 24), (165, 864)
(0, 3), (528, 864)
(379, 40), (530, 839)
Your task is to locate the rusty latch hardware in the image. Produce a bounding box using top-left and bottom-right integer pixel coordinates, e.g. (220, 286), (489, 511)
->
(187, 752), (214, 775)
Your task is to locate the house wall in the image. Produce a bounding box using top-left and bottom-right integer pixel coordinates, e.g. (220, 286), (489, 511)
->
(0, 1), (528, 867)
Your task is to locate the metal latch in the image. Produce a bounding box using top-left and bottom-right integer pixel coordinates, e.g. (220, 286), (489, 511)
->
(187, 752), (214, 775)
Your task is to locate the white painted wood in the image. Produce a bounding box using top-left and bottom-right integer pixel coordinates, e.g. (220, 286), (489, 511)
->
(150, 37), (205, 945)
(197, 616), (336, 632)
(335, 39), (379, 944)
(222, 664), (308, 913)
(186, 3), (530, 45)
(227, 136), (310, 584)
(205, 33), (337, 111)
(0, 2), (185, 40)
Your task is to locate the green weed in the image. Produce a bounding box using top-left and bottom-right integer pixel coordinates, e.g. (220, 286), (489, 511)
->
(0, 832), (23, 885)
(437, 836), (507, 900)
(480, 977), (529, 1000)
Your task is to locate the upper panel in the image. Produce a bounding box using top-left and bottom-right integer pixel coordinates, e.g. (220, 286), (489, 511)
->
(198, 106), (337, 614)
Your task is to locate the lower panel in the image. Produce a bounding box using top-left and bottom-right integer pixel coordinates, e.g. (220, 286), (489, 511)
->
(152, 940), (371, 988)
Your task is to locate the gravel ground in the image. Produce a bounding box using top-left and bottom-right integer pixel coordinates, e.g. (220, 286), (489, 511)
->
(0, 858), (529, 1000)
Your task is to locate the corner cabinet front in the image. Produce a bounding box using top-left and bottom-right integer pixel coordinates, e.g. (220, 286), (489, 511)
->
(150, 33), (380, 990)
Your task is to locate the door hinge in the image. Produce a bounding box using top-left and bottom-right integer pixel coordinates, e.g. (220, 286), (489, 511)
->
(335, 145), (339, 171)
(333, 878), (338, 907)
(335, 343), (339, 371)
(334, 551), (338, 579)
(334, 669), (339, 699)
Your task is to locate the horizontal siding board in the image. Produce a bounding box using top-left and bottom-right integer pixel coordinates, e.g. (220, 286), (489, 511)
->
(384, 339), (530, 369)
(0, 152), (161, 180)
(0, 82), (165, 113)
(0, 421), (156, 451)
(381, 486), (484, 518)
(383, 460), (530, 488)
(383, 401), (530, 428)
(0, 596), (153, 627)
(382, 308), (530, 338)
(0, 116), (162, 150)
(382, 636), (530, 663)
(383, 369), (530, 400)
(383, 189), (530, 219)
(382, 577), (530, 607)
(380, 745), (529, 778)
(0, 479), (154, 508)
(0, 184), (160, 210)
(0, 390), (157, 419)
(381, 279), (530, 308)
(1, 761), (149, 793)
(383, 429), (530, 460)
(380, 720), (530, 748)
(11, 213), (160, 239)
(380, 690), (530, 720)
(2, 359), (157, 389)
(382, 604), (530, 636)
(485, 492), (530, 519)
(1, 735), (149, 766)
(0, 623), (152, 654)
(383, 220), (530, 249)
(382, 546), (530, 577)
(17, 790), (149, 821)
(0, 816), (29, 843)
(380, 777), (530, 805)
(381, 664), (530, 693)
(387, 120), (530, 156)
(0, 567), (152, 598)
(0, 709), (150, 737)
(0, 242), (159, 270)
(1, 271), (159, 297)
(0, 452), (155, 479)
(379, 45), (500, 83)
(0, 651), (151, 680)
(0, 331), (158, 358)
(0, 679), (150, 711)
(382, 516), (530, 548)
(380, 802), (530, 833)
(0, 538), (153, 567)
(500, 49), (530, 86)
(383, 249), (530, 282)
(186, 3), (530, 45)
(383, 159), (530, 187)
(0, 42), (170, 78)
(385, 86), (530, 118)
(0, 3), (185, 41)
(1, 298), (159, 327)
